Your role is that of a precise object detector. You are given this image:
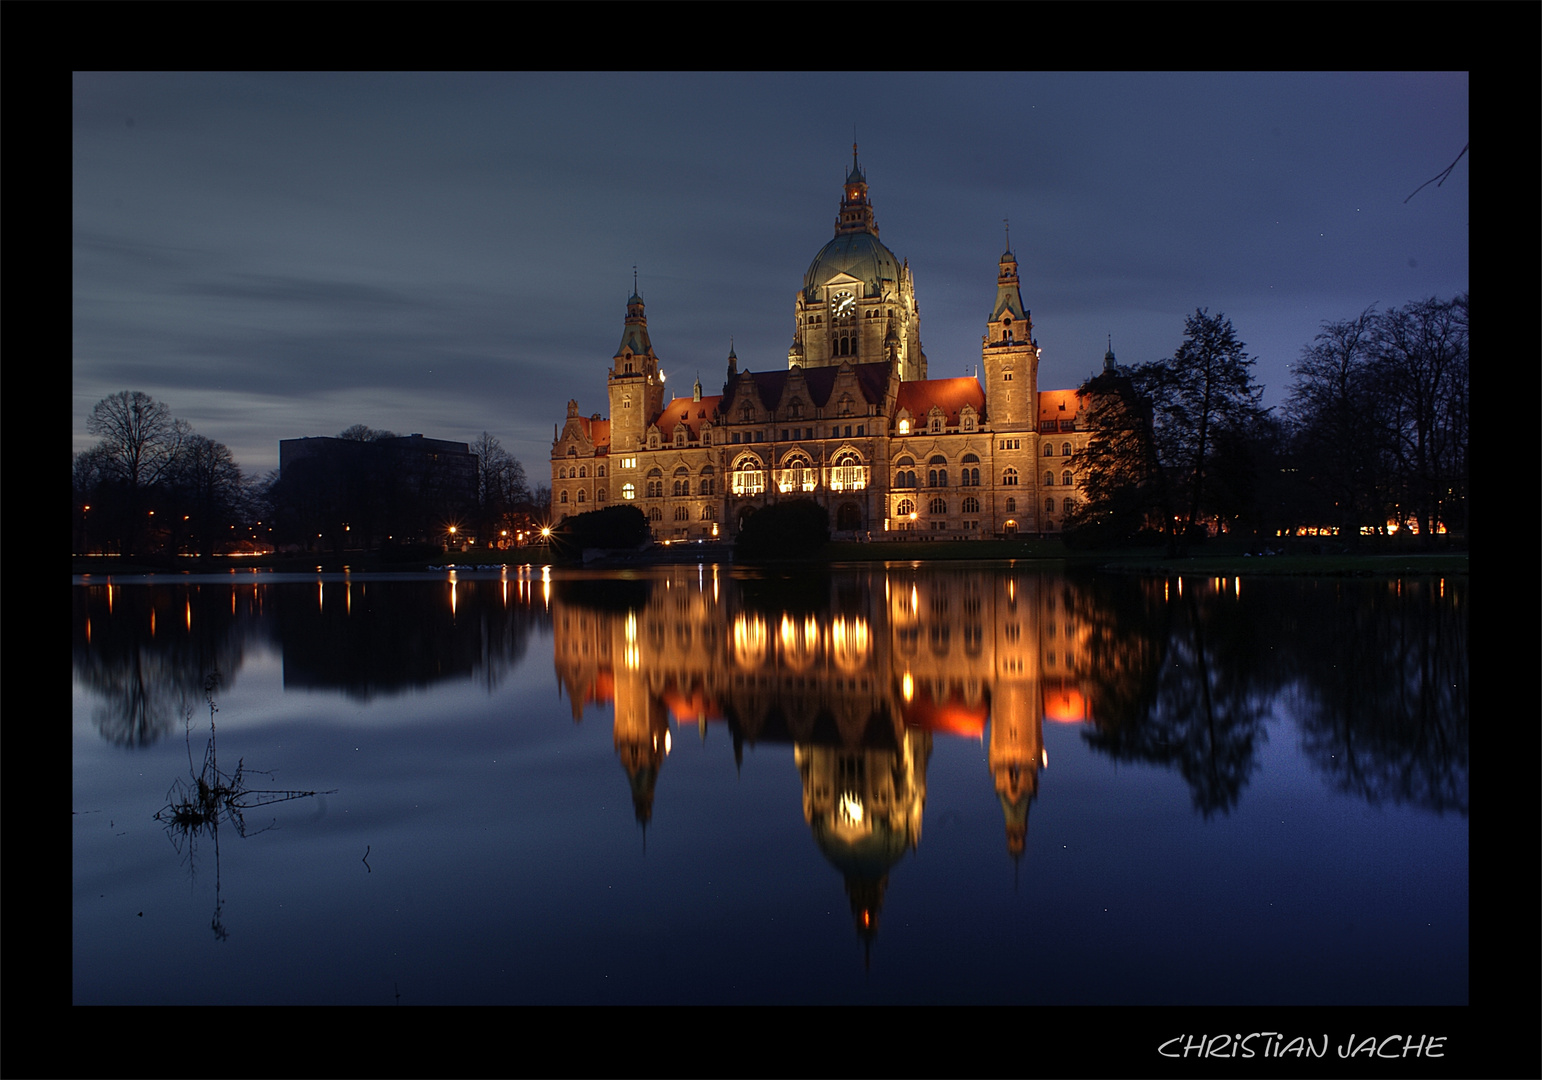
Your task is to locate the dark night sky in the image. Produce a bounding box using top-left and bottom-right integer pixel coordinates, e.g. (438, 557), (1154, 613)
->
(73, 71), (1468, 480)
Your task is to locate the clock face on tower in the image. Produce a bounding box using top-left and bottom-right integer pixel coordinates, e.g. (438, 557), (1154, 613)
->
(832, 291), (855, 319)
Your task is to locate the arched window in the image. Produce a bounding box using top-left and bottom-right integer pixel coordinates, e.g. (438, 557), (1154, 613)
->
(1062, 442), (1073, 457)
(597, 488), (607, 502)
(1003, 468), (1019, 486)
(928, 455), (948, 488)
(1063, 470), (1073, 487)
(598, 464), (606, 477)
(577, 490), (586, 503)
(896, 498), (915, 516)
(894, 456), (917, 489)
(779, 453), (815, 493)
(731, 455), (765, 496)
(1006, 497), (1016, 512)
(1046, 498), (1056, 512)
(560, 490), (569, 503)
(648, 507), (662, 522)
(1043, 443), (1054, 457)
(579, 466), (587, 478)
(831, 451), (866, 491)
(929, 496), (947, 515)
(674, 506), (689, 521)
(962, 496), (980, 514)
(558, 467), (567, 480)
(622, 483), (636, 500)
(961, 453), (980, 487)
(701, 505), (715, 521)
(1045, 472), (1055, 487)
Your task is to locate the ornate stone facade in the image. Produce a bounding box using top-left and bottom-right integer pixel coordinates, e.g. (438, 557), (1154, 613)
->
(551, 154), (1094, 540)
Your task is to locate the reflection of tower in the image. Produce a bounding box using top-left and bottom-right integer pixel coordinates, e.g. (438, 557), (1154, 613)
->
(795, 729), (932, 961)
(989, 574), (1044, 859)
(613, 610), (670, 826)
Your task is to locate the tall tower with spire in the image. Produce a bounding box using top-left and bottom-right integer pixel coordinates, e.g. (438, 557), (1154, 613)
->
(981, 230), (1038, 431)
(608, 286), (665, 452)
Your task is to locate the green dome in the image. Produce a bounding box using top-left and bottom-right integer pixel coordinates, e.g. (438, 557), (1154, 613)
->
(802, 231), (901, 301)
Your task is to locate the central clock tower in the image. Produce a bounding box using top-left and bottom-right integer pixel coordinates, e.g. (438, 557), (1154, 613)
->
(789, 148), (926, 380)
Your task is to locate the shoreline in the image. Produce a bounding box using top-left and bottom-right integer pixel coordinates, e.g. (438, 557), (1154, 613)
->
(72, 544), (1467, 578)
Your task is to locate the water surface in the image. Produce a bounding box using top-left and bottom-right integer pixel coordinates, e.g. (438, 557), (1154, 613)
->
(72, 563), (1467, 1006)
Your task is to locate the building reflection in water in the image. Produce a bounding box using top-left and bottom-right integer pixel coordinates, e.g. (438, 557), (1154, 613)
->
(552, 565), (1094, 947)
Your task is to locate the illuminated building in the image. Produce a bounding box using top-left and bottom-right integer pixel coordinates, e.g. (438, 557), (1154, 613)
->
(551, 150), (1098, 540)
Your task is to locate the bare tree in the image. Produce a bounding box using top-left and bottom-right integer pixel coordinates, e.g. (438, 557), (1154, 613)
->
(1285, 307), (1390, 542)
(84, 391), (189, 555)
(169, 434), (245, 556)
(470, 432), (531, 546)
(86, 390), (186, 492)
(1373, 296), (1468, 542)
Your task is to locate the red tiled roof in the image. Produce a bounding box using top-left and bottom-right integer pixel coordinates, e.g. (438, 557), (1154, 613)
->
(658, 395), (723, 439)
(1037, 388), (1082, 424)
(586, 417), (611, 452)
(894, 377), (985, 427)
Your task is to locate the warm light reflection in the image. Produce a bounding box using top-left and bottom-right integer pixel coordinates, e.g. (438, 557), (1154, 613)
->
(830, 616), (869, 671)
(840, 793), (864, 826)
(733, 614), (768, 667)
(625, 611), (640, 669)
(902, 671), (914, 702)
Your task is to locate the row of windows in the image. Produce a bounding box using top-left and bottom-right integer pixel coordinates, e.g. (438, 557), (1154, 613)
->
(896, 414), (978, 435)
(566, 469), (1073, 497)
(646, 506), (715, 522)
(1043, 442), (1075, 456)
(891, 495), (1076, 516)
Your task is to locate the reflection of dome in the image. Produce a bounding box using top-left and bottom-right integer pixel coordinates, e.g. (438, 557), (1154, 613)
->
(810, 813), (911, 881)
(802, 231), (901, 301)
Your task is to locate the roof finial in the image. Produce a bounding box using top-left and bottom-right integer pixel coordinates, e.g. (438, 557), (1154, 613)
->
(1004, 217), (1011, 253)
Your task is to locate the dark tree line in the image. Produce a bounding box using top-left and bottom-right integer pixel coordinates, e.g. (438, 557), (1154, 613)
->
(1066, 296), (1467, 551)
(74, 392), (542, 558)
(74, 391), (261, 557)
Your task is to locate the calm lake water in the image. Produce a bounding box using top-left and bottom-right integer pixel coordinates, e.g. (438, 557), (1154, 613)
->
(72, 562), (1467, 1007)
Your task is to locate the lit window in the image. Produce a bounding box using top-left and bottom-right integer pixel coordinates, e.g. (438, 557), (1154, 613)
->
(622, 484), (635, 500)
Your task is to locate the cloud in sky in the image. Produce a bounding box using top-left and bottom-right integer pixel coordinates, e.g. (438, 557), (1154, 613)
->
(73, 71), (1468, 478)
